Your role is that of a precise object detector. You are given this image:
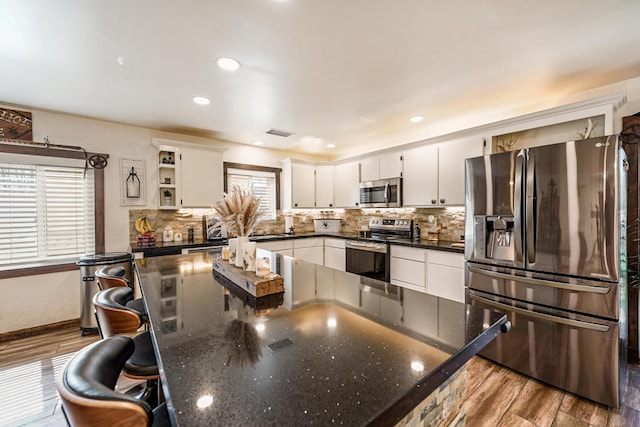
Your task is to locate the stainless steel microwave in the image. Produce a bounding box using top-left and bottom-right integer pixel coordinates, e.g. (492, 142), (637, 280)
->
(359, 177), (402, 208)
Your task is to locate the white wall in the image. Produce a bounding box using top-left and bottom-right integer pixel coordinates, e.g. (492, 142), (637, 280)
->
(0, 107), (323, 334)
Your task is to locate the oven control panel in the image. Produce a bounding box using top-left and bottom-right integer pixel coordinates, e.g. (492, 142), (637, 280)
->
(369, 217), (413, 231)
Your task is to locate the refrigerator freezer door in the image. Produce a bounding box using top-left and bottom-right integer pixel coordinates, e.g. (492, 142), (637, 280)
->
(466, 263), (619, 319)
(526, 136), (621, 281)
(468, 289), (622, 408)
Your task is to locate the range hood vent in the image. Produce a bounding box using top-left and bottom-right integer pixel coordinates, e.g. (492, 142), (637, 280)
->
(266, 128), (295, 138)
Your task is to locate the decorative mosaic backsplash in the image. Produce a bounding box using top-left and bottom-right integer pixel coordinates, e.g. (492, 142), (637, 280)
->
(129, 207), (466, 244)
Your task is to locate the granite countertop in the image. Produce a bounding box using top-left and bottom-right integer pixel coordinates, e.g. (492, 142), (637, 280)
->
(131, 232), (464, 256)
(137, 251), (506, 426)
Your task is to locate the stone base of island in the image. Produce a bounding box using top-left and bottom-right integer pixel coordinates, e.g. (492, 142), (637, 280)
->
(136, 251), (507, 426)
(396, 368), (466, 427)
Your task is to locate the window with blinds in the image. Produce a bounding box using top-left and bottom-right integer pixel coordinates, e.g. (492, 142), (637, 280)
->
(227, 168), (276, 220)
(0, 162), (95, 266)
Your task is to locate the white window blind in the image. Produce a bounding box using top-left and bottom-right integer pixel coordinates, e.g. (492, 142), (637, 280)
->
(0, 162), (95, 266)
(227, 168), (276, 220)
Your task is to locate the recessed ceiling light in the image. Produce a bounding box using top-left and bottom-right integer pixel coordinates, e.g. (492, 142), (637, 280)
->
(410, 115), (424, 123)
(193, 96), (211, 105)
(116, 56), (125, 65)
(326, 143), (336, 148)
(254, 141), (264, 145)
(216, 57), (240, 71)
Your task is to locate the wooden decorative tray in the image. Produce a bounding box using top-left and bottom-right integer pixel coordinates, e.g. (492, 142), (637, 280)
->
(213, 259), (284, 297)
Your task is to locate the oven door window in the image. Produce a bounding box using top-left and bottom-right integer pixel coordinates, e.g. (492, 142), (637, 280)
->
(346, 248), (386, 282)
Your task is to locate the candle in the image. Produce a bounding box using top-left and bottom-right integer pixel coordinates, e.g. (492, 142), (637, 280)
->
(228, 238), (237, 264)
(256, 257), (271, 277)
(242, 242), (256, 271)
(221, 246), (229, 260)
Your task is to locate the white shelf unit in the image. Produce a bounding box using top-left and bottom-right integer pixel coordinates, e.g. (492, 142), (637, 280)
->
(158, 148), (179, 209)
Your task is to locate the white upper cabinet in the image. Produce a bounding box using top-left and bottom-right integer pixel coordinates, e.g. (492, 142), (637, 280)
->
(333, 162), (360, 208)
(315, 165), (334, 208)
(282, 160), (315, 208)
(437, 138), (483, 206)
(360, 152), (403, 182)
(402, 144), (439, 206)
(402, 138), (483, 207)
(379, 152), (403, 179)
(154, 139), (223, 209)
(359, 157), (379, 182)
(180, 146), (223, 208)
(291, 162), (316, 208)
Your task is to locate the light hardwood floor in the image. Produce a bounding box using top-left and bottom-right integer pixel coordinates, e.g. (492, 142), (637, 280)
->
(0, 326), (638, 426)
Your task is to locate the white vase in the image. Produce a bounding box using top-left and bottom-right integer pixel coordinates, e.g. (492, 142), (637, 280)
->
(242, 241), (256, 271)
(235, 236), (249, 268)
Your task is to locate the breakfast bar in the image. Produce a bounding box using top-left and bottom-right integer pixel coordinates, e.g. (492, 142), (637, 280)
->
(136, 251), (508, 426)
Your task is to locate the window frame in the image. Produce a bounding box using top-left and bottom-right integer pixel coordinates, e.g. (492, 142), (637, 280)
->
(0, 143), (106, 279)
(223, 162), (281, 212)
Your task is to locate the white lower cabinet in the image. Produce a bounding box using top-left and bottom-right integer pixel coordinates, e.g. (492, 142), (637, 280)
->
(293, 238), (324, 265)
(255, 240), (294, 257)
(426, 250), (465, 303)
(390, 246), (427, 293)
(324, 238), (346, 271)
(390, 245), (465, 302)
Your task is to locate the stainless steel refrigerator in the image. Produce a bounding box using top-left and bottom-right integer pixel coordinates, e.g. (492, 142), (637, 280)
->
(465, 135), (628, 408)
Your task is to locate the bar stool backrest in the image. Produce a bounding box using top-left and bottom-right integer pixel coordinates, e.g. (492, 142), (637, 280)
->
(57, 335), (153, 426)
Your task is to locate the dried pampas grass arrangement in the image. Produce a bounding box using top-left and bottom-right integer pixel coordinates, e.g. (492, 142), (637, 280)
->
(213, 185), (262, 237)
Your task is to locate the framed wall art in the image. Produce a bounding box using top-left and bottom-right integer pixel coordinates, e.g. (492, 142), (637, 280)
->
(120, 158), (146, 206)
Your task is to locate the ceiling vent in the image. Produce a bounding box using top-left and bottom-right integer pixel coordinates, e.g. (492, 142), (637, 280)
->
(266, 128), (295, 138)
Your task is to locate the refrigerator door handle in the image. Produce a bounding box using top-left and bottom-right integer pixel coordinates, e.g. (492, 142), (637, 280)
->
(526, 154), (536, 264)
(467, 265), (610, 294)
(469, 293), (611, 332)
(514, 152), (524, 265)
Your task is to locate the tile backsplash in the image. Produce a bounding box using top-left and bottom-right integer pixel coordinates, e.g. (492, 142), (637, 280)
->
(129, 207), (466, 244)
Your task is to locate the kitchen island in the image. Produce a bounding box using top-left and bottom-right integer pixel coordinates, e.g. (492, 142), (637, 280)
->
(136, 251), (507, 426)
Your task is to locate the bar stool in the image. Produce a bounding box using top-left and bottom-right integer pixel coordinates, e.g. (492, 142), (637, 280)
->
(95, 265), (129, 289)
(93, 287), (160, 406)
(95, 266), (147, 320)
(57, 335), (169, 426)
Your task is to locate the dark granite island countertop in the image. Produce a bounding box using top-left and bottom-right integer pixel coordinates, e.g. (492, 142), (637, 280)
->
(136, 251), (507, 426)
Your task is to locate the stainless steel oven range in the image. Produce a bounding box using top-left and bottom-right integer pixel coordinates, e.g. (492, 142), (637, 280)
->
(345, 217), (413, 282)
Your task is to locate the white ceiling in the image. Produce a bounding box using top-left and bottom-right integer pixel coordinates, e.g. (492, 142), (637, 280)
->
(1, 1), (639, 159)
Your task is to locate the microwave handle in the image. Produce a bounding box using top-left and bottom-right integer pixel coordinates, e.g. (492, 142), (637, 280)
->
(384, 182), (389, 203)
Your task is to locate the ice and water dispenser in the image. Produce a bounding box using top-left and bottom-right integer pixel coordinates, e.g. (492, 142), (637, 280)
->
(473, 215), (515, 262)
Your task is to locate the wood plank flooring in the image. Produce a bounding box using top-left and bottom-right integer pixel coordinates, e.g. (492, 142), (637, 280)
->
(0, 326), (639, 426)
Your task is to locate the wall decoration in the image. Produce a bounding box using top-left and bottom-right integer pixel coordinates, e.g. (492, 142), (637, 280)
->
(0, 107), (33, 140)
(120, 158), (146, 206)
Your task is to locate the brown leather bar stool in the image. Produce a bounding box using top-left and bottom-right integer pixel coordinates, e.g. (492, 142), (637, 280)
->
(95, 267), (129, 289)
(57, 335), (169, 426)
(95, 266), (147, 319)
(93, 287), (160, 406)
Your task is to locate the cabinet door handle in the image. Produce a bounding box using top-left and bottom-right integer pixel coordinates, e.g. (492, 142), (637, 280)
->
(440, 198), (445, 204)
(294, 203), (298, 207)
(431, 199), (437, 204)
(355, 202), (359, 206)
(329, 203), (333, 207)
